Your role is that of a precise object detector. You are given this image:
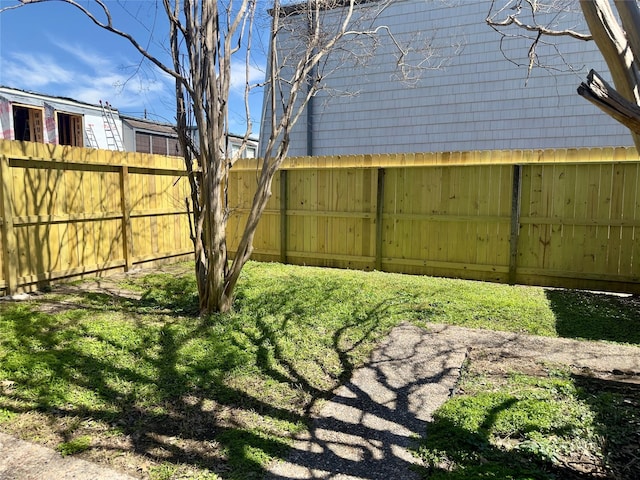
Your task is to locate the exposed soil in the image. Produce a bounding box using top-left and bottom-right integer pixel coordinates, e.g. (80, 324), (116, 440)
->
(442, 312), (640, 480)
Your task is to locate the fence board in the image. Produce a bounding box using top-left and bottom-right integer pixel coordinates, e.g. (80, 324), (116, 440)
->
(247, 151), (639, 292)
(2, 139), (640, 295)
(0, 140), (192, 293)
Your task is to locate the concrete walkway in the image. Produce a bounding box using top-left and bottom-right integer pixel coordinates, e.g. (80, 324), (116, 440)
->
(0, 432), (136, 480)
(267, 323), (468, 479)
(266, 323), (640, 480)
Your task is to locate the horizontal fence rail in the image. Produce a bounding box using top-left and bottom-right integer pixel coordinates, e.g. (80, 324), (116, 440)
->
(0, 140), (193, 294)
(2, 140), (640, 295)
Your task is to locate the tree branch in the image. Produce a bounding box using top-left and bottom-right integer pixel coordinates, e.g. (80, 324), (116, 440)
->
(11, 0), (187, 86)
(578, 69), (640, 137)
(486, 0), (592, 41)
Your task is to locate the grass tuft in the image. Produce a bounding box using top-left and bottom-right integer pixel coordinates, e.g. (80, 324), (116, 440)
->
(56, 435), (92, 456)
(415, 362), (639, 479)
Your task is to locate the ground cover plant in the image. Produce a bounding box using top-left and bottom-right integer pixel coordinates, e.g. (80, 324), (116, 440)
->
(416, 351), (640, 479)
(0, 261), (638, 479)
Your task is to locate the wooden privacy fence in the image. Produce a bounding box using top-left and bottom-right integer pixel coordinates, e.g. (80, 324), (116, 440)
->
(2, 141), (640, 295)
(0, 140), (192, 294)
(229, 148), (640, 294)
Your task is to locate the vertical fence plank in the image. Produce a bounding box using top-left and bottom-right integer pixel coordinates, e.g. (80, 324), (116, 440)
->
(280, 169), (288, 263)
(0, 155), (17, 294)
(375, 168), (385, 270)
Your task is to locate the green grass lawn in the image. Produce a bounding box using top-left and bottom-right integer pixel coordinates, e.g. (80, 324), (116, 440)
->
(415, 361), (640, 479)
(0, 261), (638, 479)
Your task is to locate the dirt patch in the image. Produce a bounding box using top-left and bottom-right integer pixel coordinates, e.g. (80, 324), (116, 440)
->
(445, 326), (640, 480)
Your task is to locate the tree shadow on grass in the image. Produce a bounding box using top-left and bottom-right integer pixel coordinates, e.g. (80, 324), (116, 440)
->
(545, 289), (640, 345)
(0, 270), (414, 479)
(0, 303), (295, 475)
(572, 373), (640, 480)
(416, 398), (603, 480)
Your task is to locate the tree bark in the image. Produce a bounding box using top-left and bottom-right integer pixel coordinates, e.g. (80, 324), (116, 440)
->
(578, 69), (640, 136)
(3, 0), (406, 314)
(580, 0), (640, 150)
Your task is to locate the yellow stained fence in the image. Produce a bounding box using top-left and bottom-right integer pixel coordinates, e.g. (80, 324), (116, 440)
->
(2, 141), (640, 295)
(0, 140), (192, 293)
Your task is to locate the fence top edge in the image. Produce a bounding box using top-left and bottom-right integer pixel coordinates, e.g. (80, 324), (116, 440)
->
(4, 140), (639, 171)
(0, 140), (185, 170)
(230, 147), (640, 170)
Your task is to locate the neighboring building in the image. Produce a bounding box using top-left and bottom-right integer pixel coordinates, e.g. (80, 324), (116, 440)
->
(122, 115), (182, 156)
(229, 134), (258, 159)
(0, 86), (258, 158)
(186, 126), (259, 159)
(0, 86), (124, 150)
(259, 0), (635, 156)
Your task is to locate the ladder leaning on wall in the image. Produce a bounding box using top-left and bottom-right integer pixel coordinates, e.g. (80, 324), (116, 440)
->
(99, 100), (124, 151)
(84, 124), (99, 148)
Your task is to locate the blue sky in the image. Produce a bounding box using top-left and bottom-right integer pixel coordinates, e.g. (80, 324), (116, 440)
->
(0, 0), (267, 134)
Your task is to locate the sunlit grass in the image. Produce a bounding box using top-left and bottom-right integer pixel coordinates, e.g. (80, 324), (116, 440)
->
(415, 361), (638, 479)
(0, 261), (637, 479)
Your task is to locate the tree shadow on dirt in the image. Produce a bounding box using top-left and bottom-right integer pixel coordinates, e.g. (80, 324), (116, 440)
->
(545, 289), (640, 345)
(0, 271), (418, 479)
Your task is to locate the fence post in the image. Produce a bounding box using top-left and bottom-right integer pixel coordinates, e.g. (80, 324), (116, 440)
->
(280, 169), (288, 264)
(0, 155), (17, 294)
(119, 165), (133, 272)
(375, 168), (385, 271)
(509, 164), (523, 284)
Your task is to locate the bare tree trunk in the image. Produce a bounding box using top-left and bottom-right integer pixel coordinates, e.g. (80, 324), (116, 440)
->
(578, 69), (640, 135)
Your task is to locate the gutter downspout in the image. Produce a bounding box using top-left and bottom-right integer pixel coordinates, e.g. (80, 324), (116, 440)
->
(307, 7), (316, 157)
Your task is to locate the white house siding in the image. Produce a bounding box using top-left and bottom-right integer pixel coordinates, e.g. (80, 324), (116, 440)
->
(259, 0), (634, 157)
(0, 87), (123, 150)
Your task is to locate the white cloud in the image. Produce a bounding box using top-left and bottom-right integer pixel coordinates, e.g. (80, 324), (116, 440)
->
(0, 40), (174, 120)
(0, 39), (265, 128)
(2, 52), (76, 89)
(230, 61), (265, 94)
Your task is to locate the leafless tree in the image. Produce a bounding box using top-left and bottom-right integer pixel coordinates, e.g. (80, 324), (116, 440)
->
(2, 0), (424, 314)
(487, 0), (640, 151)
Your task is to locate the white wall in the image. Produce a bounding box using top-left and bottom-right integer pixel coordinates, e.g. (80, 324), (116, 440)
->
(259, 0), (634, 157)
(0, 87), (123, 150)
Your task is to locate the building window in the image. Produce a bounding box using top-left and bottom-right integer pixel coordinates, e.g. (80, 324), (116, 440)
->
(230, 142), (257, 159)
(152, 135), (168, 155)
(13, 105), (43, 142)
(135, 131), (151, 153)
(168, 137), (181, 156)
(57, 112), (84, 147)
(135, 131), (181, 156)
